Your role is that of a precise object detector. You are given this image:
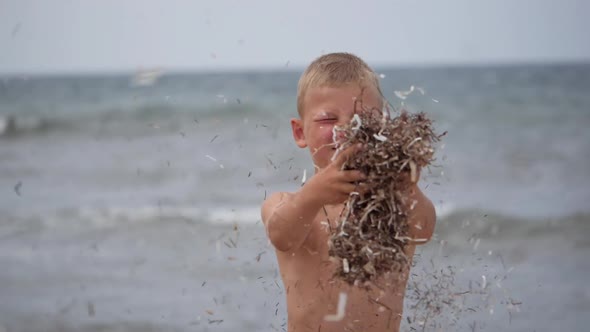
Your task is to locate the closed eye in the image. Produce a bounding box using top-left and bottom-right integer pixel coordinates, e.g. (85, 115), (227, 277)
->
(315, 118), (337, 123)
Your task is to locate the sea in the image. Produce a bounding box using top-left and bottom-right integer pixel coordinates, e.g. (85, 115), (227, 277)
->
(0, 64), (589, 331)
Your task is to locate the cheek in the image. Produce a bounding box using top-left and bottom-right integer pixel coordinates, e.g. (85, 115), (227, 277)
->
(316, 125), (336, 143)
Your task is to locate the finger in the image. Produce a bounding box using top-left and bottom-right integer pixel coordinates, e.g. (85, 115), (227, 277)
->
(338, 183), (359, 195)
(334, 143), (362, 168)
(355, 182), (370, 195)
(341, 170), (366, 182)
(326, 190), (351, 205)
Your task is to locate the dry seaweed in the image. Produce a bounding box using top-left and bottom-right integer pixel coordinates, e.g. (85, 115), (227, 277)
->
(328, 99), (444, 286)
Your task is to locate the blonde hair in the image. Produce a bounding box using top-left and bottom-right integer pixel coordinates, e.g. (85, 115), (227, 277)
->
(297, 52), (382, 116)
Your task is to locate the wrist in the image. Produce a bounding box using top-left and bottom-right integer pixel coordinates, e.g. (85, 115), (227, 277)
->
(296, 181), (325, 213)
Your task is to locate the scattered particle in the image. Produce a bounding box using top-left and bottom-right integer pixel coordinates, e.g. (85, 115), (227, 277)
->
(87, 301), (95, 317)
(324, 292), (347, 321)
(256, 251), (266, 262)
(229, 238), (237, 248)
(12, 23), (21, 37)
(14, 181), (22, 196)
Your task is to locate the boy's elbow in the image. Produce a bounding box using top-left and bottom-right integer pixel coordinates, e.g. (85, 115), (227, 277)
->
(262, 193), (295, 252)
(411, 198), (437, 244)
(266, 219), (296, 252)
(421, 200), (437, 242)
(268, 230), (292, 252)
(272, 239), (294, 252)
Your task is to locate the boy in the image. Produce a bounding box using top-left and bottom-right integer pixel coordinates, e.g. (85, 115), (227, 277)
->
(261, 53), (436, 332)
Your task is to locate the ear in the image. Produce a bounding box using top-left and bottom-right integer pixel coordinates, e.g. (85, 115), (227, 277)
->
(290, 118), (307, 148)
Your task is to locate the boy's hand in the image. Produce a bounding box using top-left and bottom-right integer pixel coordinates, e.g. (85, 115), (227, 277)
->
(302, 144), (366, 206)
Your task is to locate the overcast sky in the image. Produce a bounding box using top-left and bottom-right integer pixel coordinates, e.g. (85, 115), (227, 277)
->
(0, 0), (589, 74)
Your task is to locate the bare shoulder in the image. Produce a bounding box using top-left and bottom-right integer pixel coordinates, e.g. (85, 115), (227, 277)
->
(406, 184), (437, 244)
(414, 185), (434, 209)
(260, 192), (290, 225)
(417, 185), (436, 222)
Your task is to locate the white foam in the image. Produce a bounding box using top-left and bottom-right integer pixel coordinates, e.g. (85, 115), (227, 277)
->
(38, 201), (450, 230)
(206, 206), (261, 225)
(42, 205), (262, 229)
(0, 115), (43, 136)
(0, 116), (11, 135)
(434, 201), (455, 219)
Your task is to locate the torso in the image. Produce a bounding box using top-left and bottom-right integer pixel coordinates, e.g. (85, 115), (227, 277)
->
(276, 204), (416, 332)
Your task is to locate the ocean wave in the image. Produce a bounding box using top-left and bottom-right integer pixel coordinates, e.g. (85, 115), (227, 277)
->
(0, 114), (56, 137)
(0, 205), (262, 231)
(2, 204), (588, 242)
(1, 203), (454, 231)
(0, 101), (277, 139)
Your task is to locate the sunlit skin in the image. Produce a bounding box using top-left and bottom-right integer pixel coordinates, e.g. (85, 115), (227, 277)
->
(261, 84), (436, 332)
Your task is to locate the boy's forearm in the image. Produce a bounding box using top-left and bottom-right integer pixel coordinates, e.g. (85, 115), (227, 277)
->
(266, 185), (324, 251)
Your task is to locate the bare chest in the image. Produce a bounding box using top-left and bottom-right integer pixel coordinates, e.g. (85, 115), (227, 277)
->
(300, 205), (344, 256)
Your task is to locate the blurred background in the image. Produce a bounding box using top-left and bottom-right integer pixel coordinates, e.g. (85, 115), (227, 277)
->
(0, 0), (589, 331)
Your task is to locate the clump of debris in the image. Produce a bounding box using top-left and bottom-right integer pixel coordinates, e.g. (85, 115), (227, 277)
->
(328, 101), (444, 286)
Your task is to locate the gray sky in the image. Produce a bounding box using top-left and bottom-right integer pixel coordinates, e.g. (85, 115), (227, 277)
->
(1, 0), (589, 74)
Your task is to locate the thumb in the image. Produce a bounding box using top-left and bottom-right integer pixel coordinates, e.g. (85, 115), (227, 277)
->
(334, 143), (362, 168)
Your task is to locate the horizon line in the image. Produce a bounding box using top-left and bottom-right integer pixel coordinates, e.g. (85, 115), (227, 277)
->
(1, 58), (589, 78)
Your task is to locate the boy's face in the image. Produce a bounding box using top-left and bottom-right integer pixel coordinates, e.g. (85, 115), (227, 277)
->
(291, 84), (383, 170)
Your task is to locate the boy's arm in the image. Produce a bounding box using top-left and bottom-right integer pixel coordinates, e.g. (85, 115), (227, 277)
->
(261, 144), (365, 252)
(404, 184), (436, 244)
(261, 188), (324, 252)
